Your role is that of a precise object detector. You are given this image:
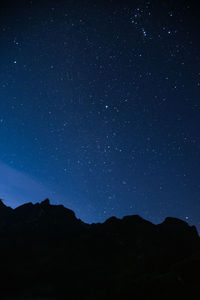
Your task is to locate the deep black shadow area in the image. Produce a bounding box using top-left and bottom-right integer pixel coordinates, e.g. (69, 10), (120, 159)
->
(0, 199), (199, 300)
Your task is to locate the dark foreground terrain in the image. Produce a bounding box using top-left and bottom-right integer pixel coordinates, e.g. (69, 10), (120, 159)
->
(0, 199), (199, 300)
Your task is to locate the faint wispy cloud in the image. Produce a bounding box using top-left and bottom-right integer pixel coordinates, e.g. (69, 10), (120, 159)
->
(0, 161), (55, 207)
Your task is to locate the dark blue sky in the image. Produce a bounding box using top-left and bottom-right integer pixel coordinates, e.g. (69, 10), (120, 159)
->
(0, 0), (200, 228)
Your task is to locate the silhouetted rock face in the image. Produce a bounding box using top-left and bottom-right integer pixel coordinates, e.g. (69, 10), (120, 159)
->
(0, 199), (199, 299)
(158, 217), (200, 253)
(0, 199), (14, 227)
(14, 198), (76, 222)
(0, 199), (12, 212)
(0, 199), (85, 238)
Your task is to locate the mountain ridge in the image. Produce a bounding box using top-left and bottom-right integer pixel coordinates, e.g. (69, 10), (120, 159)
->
(0, 198), (199, 299)
(0, 198), (198, 232)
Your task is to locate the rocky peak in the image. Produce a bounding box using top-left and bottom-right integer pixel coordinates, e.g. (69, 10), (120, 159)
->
(0, 199), (10, 209)
(40, 198), (50, 207)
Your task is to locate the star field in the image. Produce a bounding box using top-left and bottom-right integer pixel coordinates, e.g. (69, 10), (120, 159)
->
(0, 0), (200, 228)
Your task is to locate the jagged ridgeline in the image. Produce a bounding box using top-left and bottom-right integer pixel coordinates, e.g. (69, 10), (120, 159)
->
(0, 199), (200, 299)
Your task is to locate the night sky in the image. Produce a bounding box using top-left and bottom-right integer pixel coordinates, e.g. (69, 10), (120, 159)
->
(0, 0), (200, 228)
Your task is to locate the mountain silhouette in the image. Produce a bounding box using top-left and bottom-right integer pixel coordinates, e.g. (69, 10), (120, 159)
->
(0, 199), (199, 299)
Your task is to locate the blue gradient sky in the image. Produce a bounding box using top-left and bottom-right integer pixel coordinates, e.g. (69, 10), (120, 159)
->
(0, 0), (200, 229)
